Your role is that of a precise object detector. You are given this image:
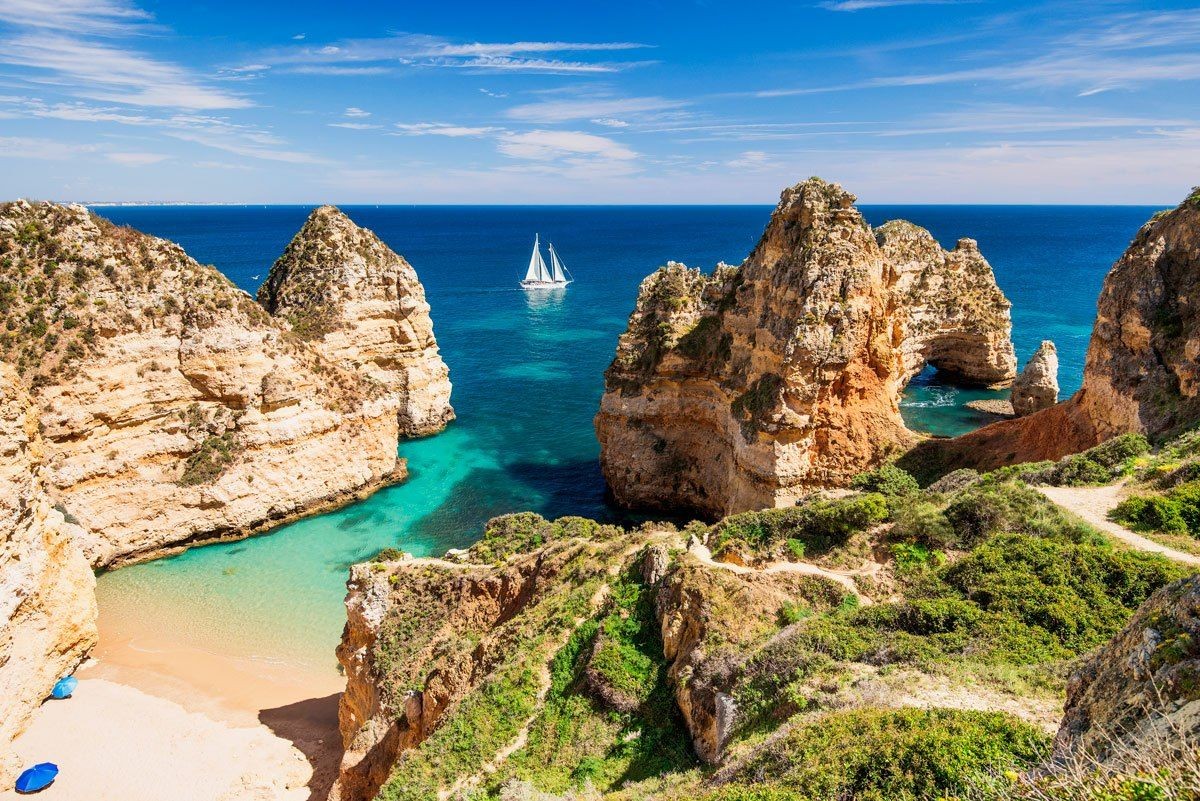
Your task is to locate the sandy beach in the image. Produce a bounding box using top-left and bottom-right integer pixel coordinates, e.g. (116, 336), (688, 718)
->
(3, 603), (345, 801)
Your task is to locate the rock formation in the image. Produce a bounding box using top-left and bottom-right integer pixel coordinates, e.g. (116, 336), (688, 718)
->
(596, 178), (1016, 517)
(1011, 340), (1059, 417)
(1, 364), (97, 751)
(0, 200), (404, 567)
(258, 206), (453, 437)
(1054, 574), (1200, 768)
(911, 190), (1200, 474)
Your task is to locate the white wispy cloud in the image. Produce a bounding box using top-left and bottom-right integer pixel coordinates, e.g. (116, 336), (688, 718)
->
(591, 118), (629, 128)
(105, 151), (169, 165)
(329, 122), (381, 130)
(259, 33), (653, 75)
(479, 88), (508, 98)
(344, 107), (371, 117)
(819, 0), (976, 11)
(759, 8), (1200, 97)
(497, 130), (636, 162)
(393, 123), (502, 137)
(0, 97), (320, 163)
(725, 150), (774, 169)
(0, 135), (96, 160)
(506, 96), (686, 123)
(0, 2), (250, 111)
(0, 0), (152, 34)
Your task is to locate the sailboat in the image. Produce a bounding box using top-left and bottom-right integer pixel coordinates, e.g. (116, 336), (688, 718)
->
(520, 234), (573, 289)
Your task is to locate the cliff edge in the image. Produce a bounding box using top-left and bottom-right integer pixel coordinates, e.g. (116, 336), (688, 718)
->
(0, 200), (404, 567)
(0, 364), (97, 758)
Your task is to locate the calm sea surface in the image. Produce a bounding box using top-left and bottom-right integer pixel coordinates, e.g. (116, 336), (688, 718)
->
(93, 203), (1159, 672)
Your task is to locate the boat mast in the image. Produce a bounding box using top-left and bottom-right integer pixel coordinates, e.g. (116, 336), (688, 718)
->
(524, 234), (549, 283)
(548, 243), (572, 283)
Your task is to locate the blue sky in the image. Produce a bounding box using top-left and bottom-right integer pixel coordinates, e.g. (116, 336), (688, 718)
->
(1, 0), (1198, 203)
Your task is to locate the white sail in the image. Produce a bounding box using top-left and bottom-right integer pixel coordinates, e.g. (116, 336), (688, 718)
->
(524, 234), (550, 283)
(548, 243), (569, 283)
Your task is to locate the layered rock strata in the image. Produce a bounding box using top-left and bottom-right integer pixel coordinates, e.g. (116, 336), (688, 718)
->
(917, 191), (1200, 473)
(0, 201), (404, 567)
(1011, 340), (1059, 417)
(1054, 574), (1200, 767)
(596, 178), (1016, 517)
(0, 364), (97, 749)
(258, 206), (453, 437)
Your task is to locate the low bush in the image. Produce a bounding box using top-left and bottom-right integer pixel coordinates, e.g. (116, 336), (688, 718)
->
(713, 708), (1048, 801)
(851, 464), (920, 496)
(1112, 480), (1200, 537)
(710, 494), (888, 558)
(942, 481), (1096, 548)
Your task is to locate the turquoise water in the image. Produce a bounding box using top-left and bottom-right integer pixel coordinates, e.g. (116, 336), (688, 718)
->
(93, 204), (1159, 671)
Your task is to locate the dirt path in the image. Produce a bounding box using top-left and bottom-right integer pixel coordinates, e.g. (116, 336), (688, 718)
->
(687, 539), (877, 605)
(1037, 483), (1200, 567)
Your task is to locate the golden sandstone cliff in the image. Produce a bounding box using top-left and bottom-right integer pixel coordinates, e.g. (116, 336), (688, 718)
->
(917, 189), (1200, 474)
(258, 206), (453, 437)
(0, 364), (97, 756)
(596, 178), (1016, 517)
(0, 201), (448, 567)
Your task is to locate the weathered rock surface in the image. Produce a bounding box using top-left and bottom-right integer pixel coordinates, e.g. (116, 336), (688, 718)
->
(911, 191), (1200, 474)
(1011, 340), (1059, 417)
(0, 200), (403, 566)
(0, 364), (97, 750)
(596, 178), (1016, 517)
(1054, 574), (1200, 766)
(333, 516), (631, 801)
(258, 206), (453, 437)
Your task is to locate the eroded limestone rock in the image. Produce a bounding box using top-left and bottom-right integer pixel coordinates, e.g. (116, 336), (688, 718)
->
(0, 200), (403, 566)
(258, 206), (453, 437)
(1011, 340), (1059, 417)
(596, 178), (1016, 517)
(0, 364), (97, 753)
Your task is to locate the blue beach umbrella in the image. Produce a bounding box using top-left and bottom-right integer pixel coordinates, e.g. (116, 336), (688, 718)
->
(50, 675), (77, 699)
(14, 762), (58, 794)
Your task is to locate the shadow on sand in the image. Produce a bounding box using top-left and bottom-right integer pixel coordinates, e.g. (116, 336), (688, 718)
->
(260, 692), (343, 801)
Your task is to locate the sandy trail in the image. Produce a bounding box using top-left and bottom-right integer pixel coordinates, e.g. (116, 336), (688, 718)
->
(688, 539), (877, 605)
(1037, 483), (1200, 566)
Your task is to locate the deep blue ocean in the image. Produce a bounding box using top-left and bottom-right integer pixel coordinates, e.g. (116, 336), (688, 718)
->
(92, 204), (1159, 672)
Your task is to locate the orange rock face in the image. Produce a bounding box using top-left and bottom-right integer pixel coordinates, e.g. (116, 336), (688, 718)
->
(596, 178), (1016, 517)
(923, 191), (1200, 473)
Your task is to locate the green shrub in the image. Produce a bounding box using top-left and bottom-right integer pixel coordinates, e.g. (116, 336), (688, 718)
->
(711, 494), (888, 557)
(1112, 480), (1200, 537)
(177, 432), (238, 486)
(943, 481), (1085, 548)
(716, 708), (1048, 801)
(1053, 455), (1112, 486)
(852, 464), (920, 496)
(927, 468), (982, 494)
(889, 500), (955, 550)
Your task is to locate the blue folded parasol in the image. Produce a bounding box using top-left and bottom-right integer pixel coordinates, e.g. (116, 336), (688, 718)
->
(50, 675), (77, 700)
(15, 762), (58, 794)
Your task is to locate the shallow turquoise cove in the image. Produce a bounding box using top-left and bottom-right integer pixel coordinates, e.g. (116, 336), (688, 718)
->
(93, 204), (1158, 671)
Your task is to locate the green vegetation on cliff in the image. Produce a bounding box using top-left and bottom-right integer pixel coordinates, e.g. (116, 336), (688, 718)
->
(350, 471), (1187, 801)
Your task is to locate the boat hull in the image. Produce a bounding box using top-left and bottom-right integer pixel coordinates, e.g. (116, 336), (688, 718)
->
(520, 279), (572, 289)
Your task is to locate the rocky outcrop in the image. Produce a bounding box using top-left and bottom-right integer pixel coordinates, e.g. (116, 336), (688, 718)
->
(910, 190), (1200, 475)
(0, 200), (403, 567)
(0, 364), (97, 750)
(258, 206), (453, 437)
(1054, 574), (1200, 766)
(1011, 340), (1059, 417)
(596, 178), (1016, 517)
(332, 515), (631, 801)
